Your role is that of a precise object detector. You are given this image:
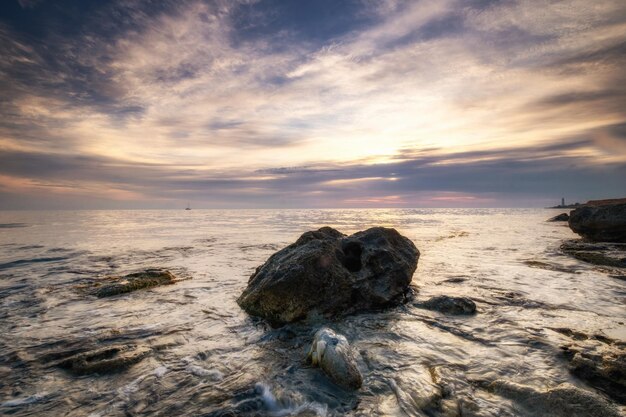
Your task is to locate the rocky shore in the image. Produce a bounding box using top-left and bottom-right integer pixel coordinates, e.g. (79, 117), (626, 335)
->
(3, 209), (624, 417)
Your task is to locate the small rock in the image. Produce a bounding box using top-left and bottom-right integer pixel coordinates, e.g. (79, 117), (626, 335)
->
(569, 202), (626, 242)
(87, 269), (178, 298)
(306, 327), (362, 389)
(57, 344), (150, 375)
(548, 213), (569, 222)
(419, 296), (477, 315)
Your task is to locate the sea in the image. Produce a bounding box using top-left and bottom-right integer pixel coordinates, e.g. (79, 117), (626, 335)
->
(0, 209), (624, 416)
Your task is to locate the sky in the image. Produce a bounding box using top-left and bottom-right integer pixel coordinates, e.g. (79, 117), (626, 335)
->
(0, 0), (625, 209)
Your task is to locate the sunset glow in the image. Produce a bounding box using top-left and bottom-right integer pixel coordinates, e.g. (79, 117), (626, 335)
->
(1, 0), (625, 208)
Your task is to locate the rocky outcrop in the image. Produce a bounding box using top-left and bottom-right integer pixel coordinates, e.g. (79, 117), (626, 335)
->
(560, 240), (626, 273)
(548, 213), (569, 222)
(57, 344), (151, 375)
(418, 296), (477, 315)
(486, 380), (622, 417)
(237, 227), (419, 325)
(86, 269), (178, 298)
(306, 328), (362, 389)
(568, 203), (626, 242)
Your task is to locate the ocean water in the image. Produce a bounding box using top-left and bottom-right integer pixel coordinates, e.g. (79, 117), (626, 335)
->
(0, 209), (624, 416)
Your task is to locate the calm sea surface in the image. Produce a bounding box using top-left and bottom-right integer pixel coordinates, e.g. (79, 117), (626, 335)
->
(0, 209), (624, 416)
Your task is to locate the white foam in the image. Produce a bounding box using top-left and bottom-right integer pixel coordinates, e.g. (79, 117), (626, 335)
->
(2, 392), (48, 407)
(186, 364), (223, 380)
(153, 365), (168, 377)
(254, 383), (328, 417)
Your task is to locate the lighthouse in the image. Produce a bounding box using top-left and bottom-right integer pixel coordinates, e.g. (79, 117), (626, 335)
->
(561, 197), (565, 207)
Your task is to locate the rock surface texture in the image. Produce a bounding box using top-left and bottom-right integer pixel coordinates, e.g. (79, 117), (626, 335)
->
(306, 327), (362, 389)
(237, 227), (419, 324)
(568, 203), (626, 242)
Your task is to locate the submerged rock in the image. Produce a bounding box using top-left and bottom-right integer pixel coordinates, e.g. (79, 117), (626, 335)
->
(306, 327), (362, 389)
(419, 295), (477, 315)
(561, 344), (626, 404)
(548, 213), (569, 222)
(237, 227), (419, 324)
(569, 203), (626, 242)
(57, 344), (150, 375)
(88, 269), (178, 298)
(486, 380), (622, 417)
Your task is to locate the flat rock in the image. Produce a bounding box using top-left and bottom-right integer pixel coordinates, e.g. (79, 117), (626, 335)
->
(306, 327), (362, 389)
(418, 295), (477, 315)
(87, 269), (178, 298)
(237, 227), (419, 324)
(57, 344), (151, 375)
(569, 202), (626, 242)
(548, 213), (569, 222)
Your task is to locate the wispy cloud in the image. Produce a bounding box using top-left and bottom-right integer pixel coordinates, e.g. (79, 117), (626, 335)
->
(0, 0), (625, 208)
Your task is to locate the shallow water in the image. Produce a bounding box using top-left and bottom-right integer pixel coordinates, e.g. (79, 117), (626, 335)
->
(0, 209), (624, 416)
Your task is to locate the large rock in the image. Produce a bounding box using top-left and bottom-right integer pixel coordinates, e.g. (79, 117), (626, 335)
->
(569, 203), (626, 242)
(237, 227), (419, 324)
(306, 327), (362, 389)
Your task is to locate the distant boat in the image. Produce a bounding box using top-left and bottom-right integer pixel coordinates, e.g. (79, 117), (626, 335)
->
(185, 202), (191, 210)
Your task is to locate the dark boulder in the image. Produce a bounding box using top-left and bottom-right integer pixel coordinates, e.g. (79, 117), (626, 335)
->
(548, 213), (569, 222)
(568, 203), (626, 242)
(419, 295), (477, 315)
(237, 227), (419, 325)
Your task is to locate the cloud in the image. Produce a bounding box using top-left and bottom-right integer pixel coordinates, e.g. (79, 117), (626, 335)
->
(0, 0), (625, 208)
(17, 0), (43, 9)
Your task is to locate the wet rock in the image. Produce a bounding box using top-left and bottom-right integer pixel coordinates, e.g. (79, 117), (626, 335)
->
(561, 344), (626, 404)
(57, 344), (150, 375)
(306, 327), (362, 389)
(560, 240), (626, 270)
(87, 269), (178, 298)
(548, 213), (569, 222)
(569, 203), (626, 242)
(237, 227), (419, 324)
(418, 295), (477, 315)
(390, 365), (442, 413)
(486, 380), (622, 417)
